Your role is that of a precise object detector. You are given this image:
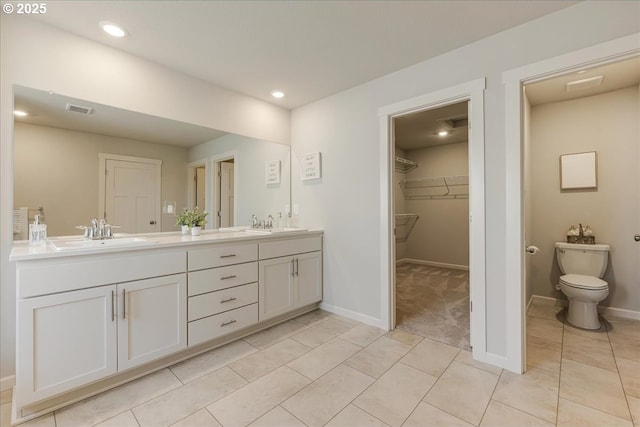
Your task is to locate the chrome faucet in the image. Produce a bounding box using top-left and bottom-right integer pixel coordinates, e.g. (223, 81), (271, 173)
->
(76, 218), (115, 239)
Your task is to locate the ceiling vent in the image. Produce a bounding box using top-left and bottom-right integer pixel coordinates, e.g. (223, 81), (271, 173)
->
(565, 76), (604, 92)
(437, 117), (468, 131)
(65, 103), (94, 115)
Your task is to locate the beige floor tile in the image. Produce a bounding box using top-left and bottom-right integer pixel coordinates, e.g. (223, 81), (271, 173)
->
(562, 331), (617, 371)
(0, 402), (10, 427)
(563, 321), (609, 342)
(290, 319), (353, 348)
(95, 411), (140, 427)
(455, 350), (503, 375)
(207, 366), (310, 427)
(243, 319), (310, 349)
(560, 358), (631, 420)
(340, 324), (387, 347)
(528, 298), (566, 321)
(492, 368), (559, 424)
(133, 367), (246, 427)
(628, 395), (640, 426)
(384, 330), (423, 347)
(424, 361), (498, 426)
(527, 316), (564, 343)
(480, 400), (554, 427)
(55, 369), (182, 427)
(557, 397), (633, 427)
(170, 409), (221, 427)
(17, 414), (56, 427)
(354, 363), (436, 427)
(330, 314), (360, 326)
(293, 309), (334, 327)
(0, 389), (12, 405)
(403, 402), (473, 427)
(400, 337), (460, 377)
(282, 364), (374, 427)
(616, 357), (640, 398)
(345, 336), (412, 378)
(527, 335), (562, 374)
(287, 338), (361, 380)
(247, 406), (305, 427)
(610, 334), (640, 362)
(170, 339), (257, 383)
(607, 317), (640, 340)
(229, 339), (310, 382)
(325, 404), (389, 427)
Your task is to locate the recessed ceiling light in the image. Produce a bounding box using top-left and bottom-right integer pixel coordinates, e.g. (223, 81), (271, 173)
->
(437, 130), (449, 136)
(271, 91), (285, 99)
(100, 21), (127, 38)
(13, 110), (28, 117)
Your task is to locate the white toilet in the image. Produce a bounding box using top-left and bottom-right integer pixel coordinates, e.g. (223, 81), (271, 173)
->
(555, 242), (610, 329)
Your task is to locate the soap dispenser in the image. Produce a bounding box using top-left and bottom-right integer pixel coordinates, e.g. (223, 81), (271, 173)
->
(29, 215), (47, 246)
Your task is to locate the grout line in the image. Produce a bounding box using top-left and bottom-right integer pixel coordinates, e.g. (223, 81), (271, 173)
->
(204, 407), (224, 427)
(278, 404), (309, 426)
(476, 368), (503, 427)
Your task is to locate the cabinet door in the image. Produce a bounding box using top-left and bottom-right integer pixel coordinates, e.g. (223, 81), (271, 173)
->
(295, 251), (323, 307)
(118, 274), (187, 370)
(258, 256), (295, 321)
(16, 286), (117, 407)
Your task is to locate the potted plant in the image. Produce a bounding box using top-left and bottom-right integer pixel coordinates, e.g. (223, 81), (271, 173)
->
(176, 209), (191, 235)
(187, 207), (208, 236)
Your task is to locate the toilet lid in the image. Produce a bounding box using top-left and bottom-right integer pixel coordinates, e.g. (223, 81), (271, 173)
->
(560, 274), (608, 290)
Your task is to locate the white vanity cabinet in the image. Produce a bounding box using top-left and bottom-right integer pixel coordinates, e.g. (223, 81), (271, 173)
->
(258, 237), (322, 321)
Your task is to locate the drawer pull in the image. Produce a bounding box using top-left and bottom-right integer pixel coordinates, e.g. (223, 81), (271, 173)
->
(220, 275), (237, 280)
(221, 319), (237, 327)
(220, 254), (237, 259)
(220, 297), (237, 304)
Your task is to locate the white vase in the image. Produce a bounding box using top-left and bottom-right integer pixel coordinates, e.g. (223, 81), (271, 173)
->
(181, 225), (189, 235)
(191, 226), (201, 236)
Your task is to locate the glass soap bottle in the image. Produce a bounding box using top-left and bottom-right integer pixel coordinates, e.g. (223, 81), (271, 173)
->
(29, 215), (47, 246)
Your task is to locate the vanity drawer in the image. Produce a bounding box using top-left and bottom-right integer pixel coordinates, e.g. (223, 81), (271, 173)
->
(188, 262), (257, 296)
(188, 303), (258, 346)
(259, 236), (322, 260)
(188, 243), (258, 270)
(188, 282), (258, 321)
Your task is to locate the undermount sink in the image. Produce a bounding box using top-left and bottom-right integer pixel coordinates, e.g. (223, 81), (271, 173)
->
(244, 228), (307, 235)
(49, 237), (155, 251)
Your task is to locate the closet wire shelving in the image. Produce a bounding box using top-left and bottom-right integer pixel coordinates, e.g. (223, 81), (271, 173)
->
(394, 214), (419, 242)
(400, 175), (469, 199)
(394, 156), (419, 173)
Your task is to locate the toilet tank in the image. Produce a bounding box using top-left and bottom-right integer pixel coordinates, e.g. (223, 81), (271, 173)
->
(555, 242), (610, 277)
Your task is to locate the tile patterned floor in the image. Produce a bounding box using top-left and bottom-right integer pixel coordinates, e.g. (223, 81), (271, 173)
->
(395, 263), (470, 350)
(1, 300), (639, 427)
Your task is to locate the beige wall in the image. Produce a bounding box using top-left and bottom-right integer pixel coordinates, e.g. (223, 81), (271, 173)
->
(14, 123), (188, 236)
(401, 142), (469, 267)
(530, 86), (640, 311)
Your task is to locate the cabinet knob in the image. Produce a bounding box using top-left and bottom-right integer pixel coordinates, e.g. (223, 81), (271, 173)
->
(149, 220), (156, 225)
(634, 234), (640, 242)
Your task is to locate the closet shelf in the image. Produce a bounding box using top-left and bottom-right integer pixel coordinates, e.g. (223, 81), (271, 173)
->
(395, 156), (419, 173)
(395, 213), (419, 242)
(400, 175), (469, 199)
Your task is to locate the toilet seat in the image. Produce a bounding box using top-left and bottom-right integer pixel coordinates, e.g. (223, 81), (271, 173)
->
(560, 274), (608, 290)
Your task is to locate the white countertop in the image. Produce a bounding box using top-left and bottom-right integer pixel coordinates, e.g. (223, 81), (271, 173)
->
(10, 228), (323, 261)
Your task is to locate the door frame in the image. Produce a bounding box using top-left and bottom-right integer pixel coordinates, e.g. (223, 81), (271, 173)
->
(187, 159), (207, 213)
(503, 33), (639, 374)
(379, 78), (487, 361)
(98, 153), (162, 231)
(210, 152), (238, 228)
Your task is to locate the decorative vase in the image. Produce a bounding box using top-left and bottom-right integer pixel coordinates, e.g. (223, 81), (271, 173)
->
(181, 225), (189, 235)
(191, 226), (201, 236)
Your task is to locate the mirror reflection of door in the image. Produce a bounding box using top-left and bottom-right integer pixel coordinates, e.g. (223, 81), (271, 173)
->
(195, 166), (206, 210)
(219, 160), (234, 227)
(102, 155), (160, 233)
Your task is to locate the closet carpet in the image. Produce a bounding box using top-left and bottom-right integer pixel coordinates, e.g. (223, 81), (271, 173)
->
(395, 263), (470, 350)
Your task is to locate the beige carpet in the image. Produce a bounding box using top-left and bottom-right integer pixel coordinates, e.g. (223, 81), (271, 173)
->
(395, 263), (470, 350)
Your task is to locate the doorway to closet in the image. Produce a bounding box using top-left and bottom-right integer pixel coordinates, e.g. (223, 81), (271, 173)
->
(393, 101), (471, 350)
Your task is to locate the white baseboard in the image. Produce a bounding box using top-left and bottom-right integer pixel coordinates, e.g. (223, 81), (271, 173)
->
(530, 294), (640, 320)
(1, 375), (15, 392)
(319, 302), (387, 330)
(396, 258), (469, 271)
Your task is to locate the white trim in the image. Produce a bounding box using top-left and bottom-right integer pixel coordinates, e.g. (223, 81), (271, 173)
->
(1, 374), (15, 392)
(319, 302), (387, 330)
(209, 151), (238, 229)
(379, 78), (487, 363)
(529, 295), (640, 321)
(503, 33), (640, 375)
(397, 258), (469, 271)
(186, 158), (207, 215)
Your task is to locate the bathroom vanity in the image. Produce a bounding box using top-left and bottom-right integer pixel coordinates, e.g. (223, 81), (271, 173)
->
(9, 230), (322, 423)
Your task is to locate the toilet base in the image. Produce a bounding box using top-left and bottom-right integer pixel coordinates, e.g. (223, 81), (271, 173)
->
(567, 299), (601, 330)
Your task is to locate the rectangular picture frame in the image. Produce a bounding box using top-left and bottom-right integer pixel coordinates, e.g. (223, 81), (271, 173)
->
(560, 151), (597, 190)
(302, 152), (322, 181)
(265, 160), (281, 185)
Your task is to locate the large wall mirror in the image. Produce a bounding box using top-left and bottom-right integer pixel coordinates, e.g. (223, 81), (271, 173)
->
(12, 85), (291, 238)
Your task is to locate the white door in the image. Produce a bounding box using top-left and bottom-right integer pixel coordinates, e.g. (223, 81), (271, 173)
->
(220, 162), (234, 227)
(118, 274), (187, 371)
(105, 159), (159, 233)
(295, 251), (323, 307)
(195, 166), (206, 210)
(16, 286), (117, 407)
(258, 256), (295, 321)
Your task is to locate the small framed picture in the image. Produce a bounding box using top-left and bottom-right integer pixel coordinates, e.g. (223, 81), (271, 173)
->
(265, 160), (281, 184)
(302, 152), (322, 181)
(560, 151), (597, 190)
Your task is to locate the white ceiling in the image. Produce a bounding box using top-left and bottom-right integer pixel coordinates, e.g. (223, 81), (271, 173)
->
(394, 102), (468, 151)
(31, 1), (578, 110)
